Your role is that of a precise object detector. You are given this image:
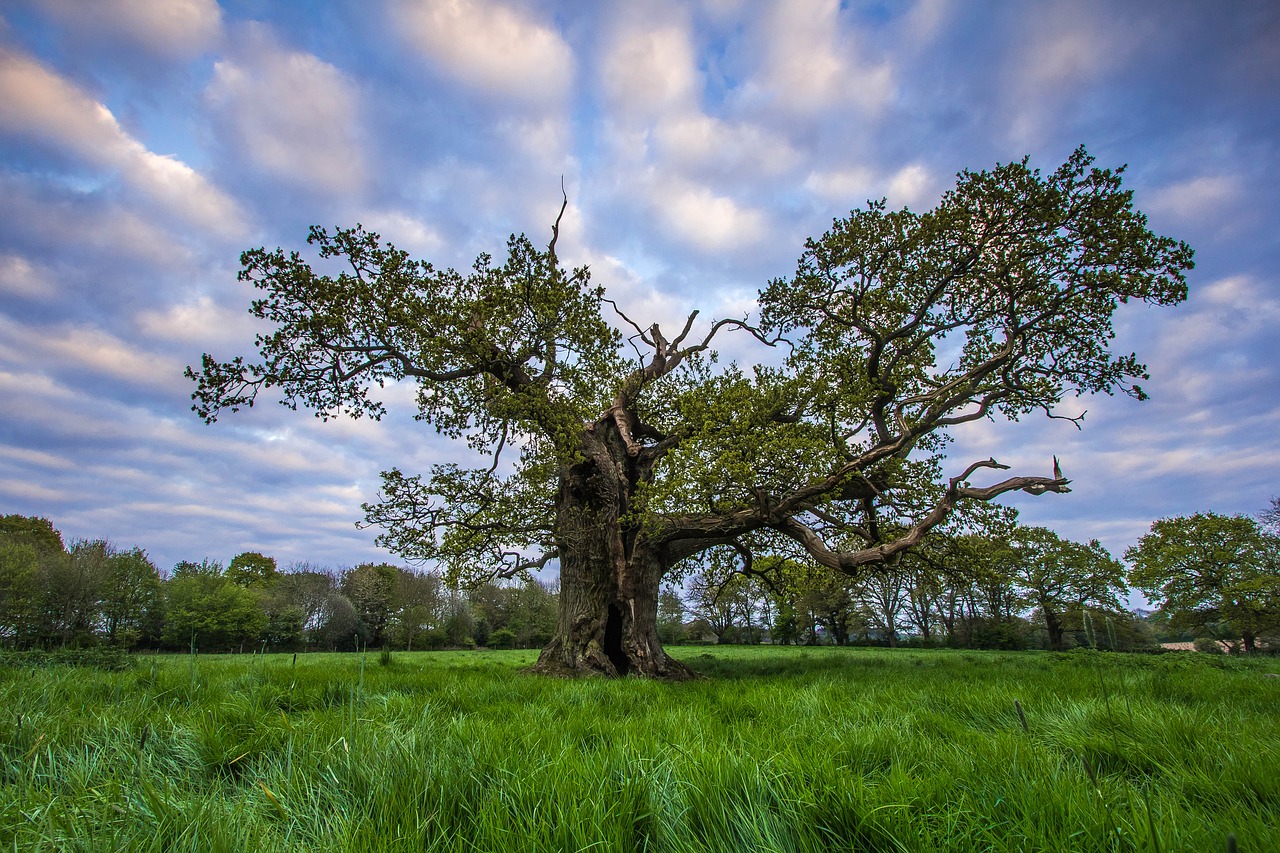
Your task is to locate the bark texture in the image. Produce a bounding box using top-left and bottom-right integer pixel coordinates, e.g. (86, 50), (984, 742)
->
(531, 424), (697, 679)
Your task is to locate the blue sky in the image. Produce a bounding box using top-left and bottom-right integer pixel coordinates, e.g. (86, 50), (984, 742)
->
(1, 0), (1277, 575)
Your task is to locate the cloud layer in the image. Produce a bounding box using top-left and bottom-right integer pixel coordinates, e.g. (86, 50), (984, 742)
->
(1, 0), (1278, 573)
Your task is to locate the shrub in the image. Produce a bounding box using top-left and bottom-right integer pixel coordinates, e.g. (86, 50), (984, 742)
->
(1193, 637), (1225, 654)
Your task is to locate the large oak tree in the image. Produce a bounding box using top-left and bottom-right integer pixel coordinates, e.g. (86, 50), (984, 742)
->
(190, 149), (1191, 677)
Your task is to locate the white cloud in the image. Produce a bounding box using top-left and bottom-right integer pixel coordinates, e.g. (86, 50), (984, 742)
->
(739, 0), (895, 116)
(496, 114), (574, 165)
(0, 254), (56, 300)
(206, 33), (367, 197)
(0, 315), (187, 395)
(0, 48), (246, 238)
(37, 0), (222, 59)
(803, 162), (935, 209)
(886, 163), (933, 208)
(653, 175), (768, 253)
(0, 445), (76, 472)
(1144, 175), (1242, 226)
(0, 173), (198, 266)
(134, 295), (262, 349)
(803, 165), (877, 204)
(392, 0), (573, 108)
(652, 113), (800, 177)
(354, 210), (444, 257)
(1156, 275), (1279, 354)
(902, 0), (952, 46)
(1002, 5), (1147, 146)
(601, 22), (698, 118)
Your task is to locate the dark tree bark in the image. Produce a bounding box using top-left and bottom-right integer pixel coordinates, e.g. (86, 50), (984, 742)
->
(529, 421), (697, 678)
(1043, 606), (1065, 651)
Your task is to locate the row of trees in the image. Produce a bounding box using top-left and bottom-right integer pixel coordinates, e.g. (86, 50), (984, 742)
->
(4, 500), (1276, 654)
(0, 514), (557, 652)
(672, 501), (1280, 653)
(673, 526), (1133, 650)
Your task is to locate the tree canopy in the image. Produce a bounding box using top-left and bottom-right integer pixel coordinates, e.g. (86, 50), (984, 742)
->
(1126, 512), (1280, 652)
(190, 148), (1193, 677)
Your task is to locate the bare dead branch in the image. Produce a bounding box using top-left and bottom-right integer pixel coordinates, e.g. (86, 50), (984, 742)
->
(548, 178), (569, 262)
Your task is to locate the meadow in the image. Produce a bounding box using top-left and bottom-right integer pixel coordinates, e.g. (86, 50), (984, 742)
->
(1, 646), (1276, 852)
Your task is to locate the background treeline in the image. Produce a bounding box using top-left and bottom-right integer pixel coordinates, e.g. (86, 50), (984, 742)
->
(0, 515), (556, 653)
(3, 502), (1278, 654)
(673, 501), (1280, 654)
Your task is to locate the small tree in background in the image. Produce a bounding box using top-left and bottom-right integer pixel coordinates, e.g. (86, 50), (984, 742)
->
(227, 551), (279, 588)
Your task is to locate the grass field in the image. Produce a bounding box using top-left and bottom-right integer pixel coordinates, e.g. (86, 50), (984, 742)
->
(2, 646), (1277, 852)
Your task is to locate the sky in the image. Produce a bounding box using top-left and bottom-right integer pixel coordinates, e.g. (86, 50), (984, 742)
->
(0, 0), (1277, 578)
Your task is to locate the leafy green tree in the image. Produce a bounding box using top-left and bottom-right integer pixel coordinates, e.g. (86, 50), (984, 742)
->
(657, 584), (688, 645)
(313, 592), (365, 650)
(190, 149), (1191, 677)
(172, 558), (223, 578)
(100, 548), (162, 648)
(0, 515), (64, 554)
(0, 540), (40, 646)
(226, 551), (279, 588)
(266, 566), (337, 644)
(39, 540), (112, 647)
(163, 572), (267, 652)
(440, 591), (474, 647)
(505, 579), (558, 648)
(390, 568), (443, 650)
(341, 563), (400, 646)
(1126, 513), (1280, 653)
(1012, 527), (1126, 650)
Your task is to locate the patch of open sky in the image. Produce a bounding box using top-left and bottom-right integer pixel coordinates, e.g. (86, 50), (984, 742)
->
(844, 1), (896, 28)
(697, 39), (737, 111)
(103, 96), (214, 173)
(1, 7), (60, 63)
(569, 101), (601, 172)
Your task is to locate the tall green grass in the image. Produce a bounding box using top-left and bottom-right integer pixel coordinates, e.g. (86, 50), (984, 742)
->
(2, 647), (1276, 851)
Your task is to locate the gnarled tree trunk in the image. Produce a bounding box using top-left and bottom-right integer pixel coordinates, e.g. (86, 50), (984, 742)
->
(531, 424), (696, 679)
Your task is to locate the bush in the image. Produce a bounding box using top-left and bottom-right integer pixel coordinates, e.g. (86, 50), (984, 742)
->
(1193, 637), (1226, 654)
(489, 628), (516, 649)
(421, 629), (448, 649)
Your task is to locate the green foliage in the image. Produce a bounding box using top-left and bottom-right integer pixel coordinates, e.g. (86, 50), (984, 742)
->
(172, 558), (224, 578)
(100, 548), (162, 648)
(0, 514), (64, 554)
(488, 627), (516, 649)
(467, 580), (556, 648)
(1126, 513), (1280, 651)
(340, 563), (399, 645)
(190, 149), (1194, 609)
(1012, 527), (1127, 650)
(761, 149), (1192, 426)
(163, 573), (268, 651)
(0, 540), (39, 646)
(226, 551), (279, 587)
(0, 645), (135, 671)
(1193, 637), (1226, 655)
(38, 539), (113, 647)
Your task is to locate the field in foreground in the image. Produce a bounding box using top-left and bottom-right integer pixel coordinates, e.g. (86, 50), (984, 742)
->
(2, 647), (1277, 852)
